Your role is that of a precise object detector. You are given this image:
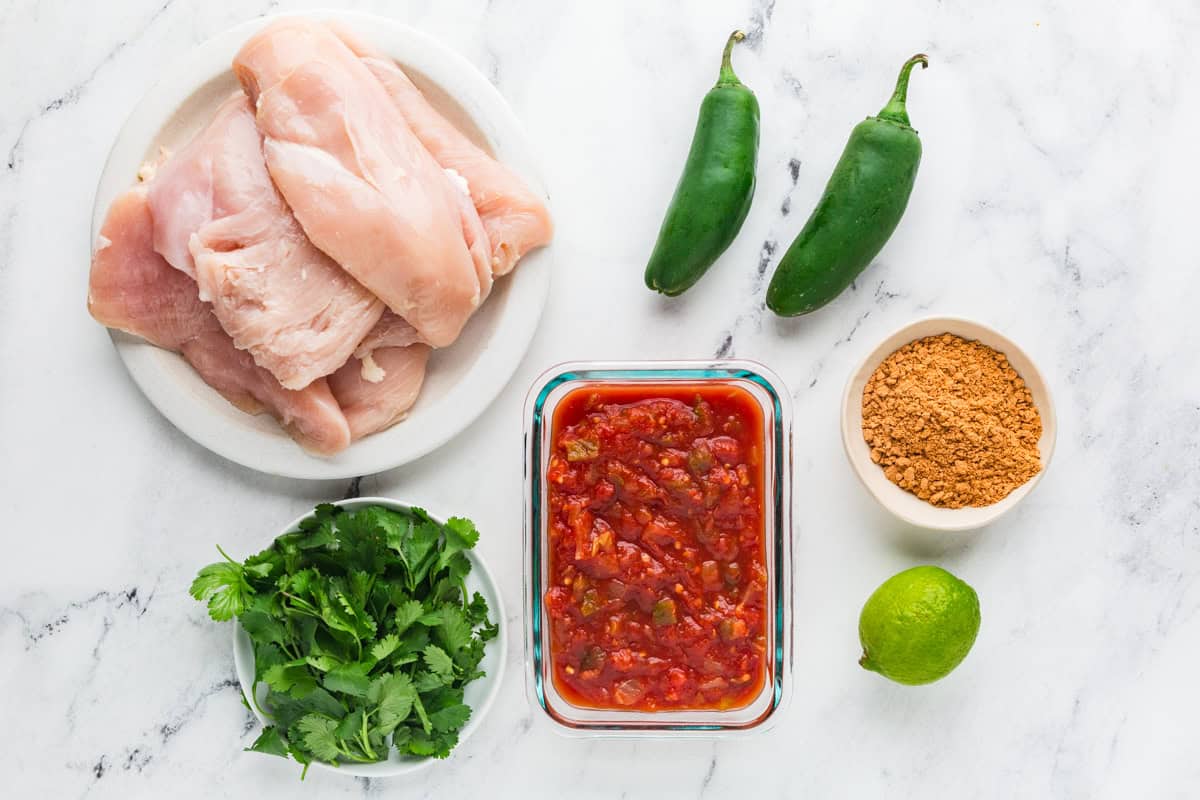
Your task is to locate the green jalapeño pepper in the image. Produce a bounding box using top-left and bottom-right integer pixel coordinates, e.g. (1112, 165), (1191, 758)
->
(645, 31), (759, 296)
(767, 54), (928, 316)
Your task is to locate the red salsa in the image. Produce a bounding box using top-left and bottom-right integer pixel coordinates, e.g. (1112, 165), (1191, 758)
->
(544, 383), (768, 711)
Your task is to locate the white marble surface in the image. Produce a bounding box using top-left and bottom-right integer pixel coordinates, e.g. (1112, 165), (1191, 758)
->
(3, 0), (1199, 797)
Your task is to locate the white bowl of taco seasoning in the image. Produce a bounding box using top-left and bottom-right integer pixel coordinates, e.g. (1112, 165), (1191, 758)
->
(841, 316), (1057, 532)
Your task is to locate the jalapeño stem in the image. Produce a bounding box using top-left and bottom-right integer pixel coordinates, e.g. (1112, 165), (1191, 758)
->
(877, 53), (929, 126)
(716, 30), (747, 87)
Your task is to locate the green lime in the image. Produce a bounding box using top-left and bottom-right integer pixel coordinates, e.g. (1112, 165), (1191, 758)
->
(858, 565), (981, 685)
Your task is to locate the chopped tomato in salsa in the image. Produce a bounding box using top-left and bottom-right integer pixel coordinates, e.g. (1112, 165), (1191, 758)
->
(545, 384), (767, 711)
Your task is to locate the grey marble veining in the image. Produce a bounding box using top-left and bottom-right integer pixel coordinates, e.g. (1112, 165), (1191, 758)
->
(3, 0), (1199, 797)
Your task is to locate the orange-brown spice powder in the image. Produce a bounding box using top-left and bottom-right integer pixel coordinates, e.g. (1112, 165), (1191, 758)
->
(861, 333), (1043, 508)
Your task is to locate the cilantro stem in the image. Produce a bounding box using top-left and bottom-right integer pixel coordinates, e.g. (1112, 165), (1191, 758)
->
(215, 544), (239, 565)
(335, 742), (376, 763)
(248, 680), (268, 717)
(357, 709), (378, 760)
(280, 592), (321, 617)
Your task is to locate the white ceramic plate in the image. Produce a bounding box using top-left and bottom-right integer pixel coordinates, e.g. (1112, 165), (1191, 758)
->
(841, 316), (1057, 532)
(91, 11), (552, 479)
(232, 497), (507, 778)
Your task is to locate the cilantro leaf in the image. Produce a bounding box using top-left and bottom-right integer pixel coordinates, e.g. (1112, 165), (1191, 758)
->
(322, 663), (372, 698)
(323, 576), (377, 641)
(412, 670), (446, 692)
(401, 727), (458, 759)
(285, 568), (320, 598)
(303, 503), (340, 528)
(422, 644), (455, 680)
(398, 624), (430, 654)
(405, 729), (439, 757)
(429, 571), (468, 607)
(305, 653), (343, 673)
(434, 517), (479, 576)
(291, 615), (318, 656)
(292, 504), (338, 548)
(243, 548), (281, 581)
(335, 708), (364, 741)
(368, 634), (401, 664)
(436, 605), (474, 660)
(465, 592), (491, 626)
(264, 661), (318, 697)
(190, 560), (253, 621)
(267, 687), (344, 732)
(369, 672), (417, 734)
(347, 570), (374, 605)
(391, 726), (413, 750)
(310, 577), (368, 643)
(393, 599), (424, 635)
(378, 510), (414, 555)
(331, 507), (392, 574)
(252, 641), (286, 684)
(428, 703), (471, 733)
(418, 607), (445, 626)
(295, 714), (341, 763)
(246, 726), (289, 757)
(380, 506), (442, 589)
(405, 520), (444, 588)
(454, 637), (488, 681)
(477, 618), (500, 643)
(240, 609), (288, 647)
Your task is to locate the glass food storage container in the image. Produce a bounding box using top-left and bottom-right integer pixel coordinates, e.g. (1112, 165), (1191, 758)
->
(523, 360), (793, 736)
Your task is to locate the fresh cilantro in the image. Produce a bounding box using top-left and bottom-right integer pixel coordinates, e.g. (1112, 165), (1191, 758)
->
(295, 714), (342, 763)
(411, 692), (432, 735)
(369, 672), (417, 734)
(422, 644), (456, 680)
(368, 634), (401, 664)
(252, 642), (286, 683)
(465, 592), (491, 626)
(392, 598), (424, 633)
(429, 703), (471, 733)
(263, 661), (318, 697)
(240, 609), (288, 647)
(398, 623), (431, 654)
(189, 547), (254, 621)
(193, 503), (496, 776)
(322, 663), (372, 697)
(335, 708), (365, 742)
(304, 653), (343, 673)
(412, 669), (446, 692)
(246, 725), (289, 757)
(436, 605), (474, 659)
(436, 517), (479, 575)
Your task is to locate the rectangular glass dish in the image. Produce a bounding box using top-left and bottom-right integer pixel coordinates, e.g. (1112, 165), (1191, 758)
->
(523, 360), (792, 736)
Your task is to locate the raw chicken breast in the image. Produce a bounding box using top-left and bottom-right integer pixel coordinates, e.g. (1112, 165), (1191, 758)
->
(147, 93), (383, 390)
(233, 18), (484, 347)
(353, 310), (424, 357)
(449, 172), (495, 302)
(330, 341), (431, 440)
(339, 30), (553, 275)
(89, 187), (352, 455)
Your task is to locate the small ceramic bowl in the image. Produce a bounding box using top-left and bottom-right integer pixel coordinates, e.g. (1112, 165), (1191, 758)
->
(841, 317), (1056, 531)
(232, 496), (506, 778)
